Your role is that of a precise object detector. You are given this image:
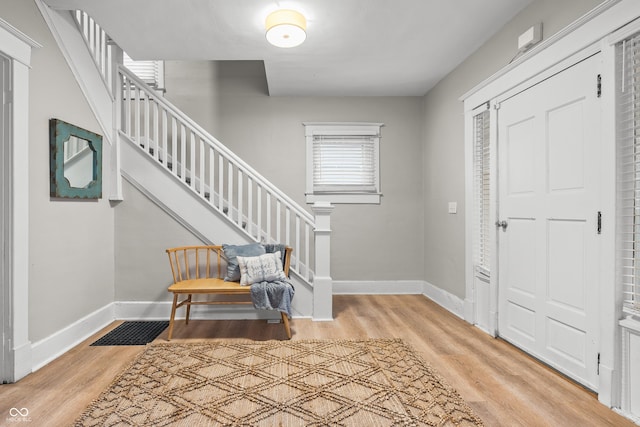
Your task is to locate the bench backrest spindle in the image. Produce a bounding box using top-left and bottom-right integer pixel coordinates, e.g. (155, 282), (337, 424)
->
(167, 246), (224, 284)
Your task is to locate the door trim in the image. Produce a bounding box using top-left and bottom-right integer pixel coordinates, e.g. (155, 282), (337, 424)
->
(462, 0), (640, 407)
(0, 52), (9, 383)
(0, 18), (40, 382)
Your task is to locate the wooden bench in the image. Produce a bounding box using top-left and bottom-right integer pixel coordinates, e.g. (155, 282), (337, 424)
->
(166, 245), (293, 340)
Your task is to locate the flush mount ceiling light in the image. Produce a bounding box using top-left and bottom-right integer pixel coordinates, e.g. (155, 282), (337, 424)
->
(265, 9), (306, 48)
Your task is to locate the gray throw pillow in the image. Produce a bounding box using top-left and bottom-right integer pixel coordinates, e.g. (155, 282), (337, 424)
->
(222, 243), (266, 282)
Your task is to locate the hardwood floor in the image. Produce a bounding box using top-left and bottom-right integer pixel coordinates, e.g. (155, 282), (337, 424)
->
(0, 295), (634, 426)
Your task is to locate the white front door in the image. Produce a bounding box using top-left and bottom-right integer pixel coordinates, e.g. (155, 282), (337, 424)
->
(497, 54), (601, 389)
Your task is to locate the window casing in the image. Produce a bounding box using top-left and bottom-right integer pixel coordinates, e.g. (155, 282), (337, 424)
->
(617, 31), (640, 315)
(304, 122), (383, 204)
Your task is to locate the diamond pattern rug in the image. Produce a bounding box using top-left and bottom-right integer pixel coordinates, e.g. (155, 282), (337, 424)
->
(75, 339), (483, 426)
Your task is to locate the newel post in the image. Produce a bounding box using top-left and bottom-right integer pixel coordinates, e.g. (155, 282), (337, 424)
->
(312, 201), (334, 320)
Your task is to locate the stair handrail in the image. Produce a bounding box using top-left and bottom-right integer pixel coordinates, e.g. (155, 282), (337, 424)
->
(119, 65), (314, 225)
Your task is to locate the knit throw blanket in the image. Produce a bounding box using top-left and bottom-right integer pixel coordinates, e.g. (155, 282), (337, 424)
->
(252, 244), (295, 317)
(250, 280), (294, 317)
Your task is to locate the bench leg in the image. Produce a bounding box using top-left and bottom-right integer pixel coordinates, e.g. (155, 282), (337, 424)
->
(185, 294), (192, 325)
(281, 312), (292, 339)
(168, 294), (179, 341)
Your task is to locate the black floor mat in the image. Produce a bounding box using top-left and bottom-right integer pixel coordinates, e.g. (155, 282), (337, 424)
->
(91, 321), (169, 346)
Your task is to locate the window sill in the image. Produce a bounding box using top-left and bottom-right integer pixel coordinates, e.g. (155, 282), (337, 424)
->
(305, 193), (381, 205)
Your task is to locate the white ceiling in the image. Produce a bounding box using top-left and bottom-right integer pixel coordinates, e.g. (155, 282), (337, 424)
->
(43, 0), (533, 96)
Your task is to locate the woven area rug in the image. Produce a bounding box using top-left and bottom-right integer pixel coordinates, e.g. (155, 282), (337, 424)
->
(75, 339), (483, 426)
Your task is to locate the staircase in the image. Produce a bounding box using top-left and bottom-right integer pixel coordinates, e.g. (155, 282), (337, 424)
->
(118, 68), (315, 283)
(38, 5), (333, 320)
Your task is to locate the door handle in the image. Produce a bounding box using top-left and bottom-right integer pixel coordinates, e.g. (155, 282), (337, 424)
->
(495, 220), (508, 231)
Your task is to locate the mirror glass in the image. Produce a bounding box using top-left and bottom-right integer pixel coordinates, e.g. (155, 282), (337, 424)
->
(63, 136), (94, 188)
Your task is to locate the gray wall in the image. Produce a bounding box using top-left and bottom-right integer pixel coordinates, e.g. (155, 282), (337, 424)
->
(422, 0), (605, 299)
(162, 61), (425, 281)
(1, 0), (608, 343)
(130, 0), (603, 293)
(0, 0), (116, 342)
(115, 180), (205, 301)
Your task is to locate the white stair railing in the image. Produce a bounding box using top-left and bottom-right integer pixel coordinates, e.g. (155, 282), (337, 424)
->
(74, 11), (115, 94)
(71, 9), (325, 290)
(119, 67), (315, 282)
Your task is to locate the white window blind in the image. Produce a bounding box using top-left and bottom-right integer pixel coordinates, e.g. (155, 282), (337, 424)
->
(304, 122), (383, 204)
(617, 31), (640, 315)
(473, 107), (491, 278)
(312, 135), (376, 192)
(123, 52), (164, 90)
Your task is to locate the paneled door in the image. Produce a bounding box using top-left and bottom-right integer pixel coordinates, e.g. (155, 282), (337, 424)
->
(497, 54), (601, 390)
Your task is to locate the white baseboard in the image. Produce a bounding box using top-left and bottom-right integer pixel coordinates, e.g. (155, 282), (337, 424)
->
(12, 342), (32, 382)
(422, 280), (465, 319)
(333, 280), (424, 295)
(333, 280), (465, 319)
(114, 301), (282, 320)
(30, 303), (115, 372)
(114, 301), (173, 320)
(598, 364), (615, 408)
(463, 298), (475, 323)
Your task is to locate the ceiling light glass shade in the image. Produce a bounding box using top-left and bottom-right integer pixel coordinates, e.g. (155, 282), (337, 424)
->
(265, 9), (307, 48)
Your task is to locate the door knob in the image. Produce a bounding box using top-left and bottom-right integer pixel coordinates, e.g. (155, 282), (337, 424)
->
(495, 220), (508, 231)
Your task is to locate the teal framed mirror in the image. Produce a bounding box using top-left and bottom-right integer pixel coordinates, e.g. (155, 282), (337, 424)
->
(49, 118), (103, 199)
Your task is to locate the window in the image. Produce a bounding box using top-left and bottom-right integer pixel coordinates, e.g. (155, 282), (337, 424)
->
(473, 105), (491, 278)
(617, 31), (640, 315)
(123, 52), (165, 91)
(304, 122), (383, 204)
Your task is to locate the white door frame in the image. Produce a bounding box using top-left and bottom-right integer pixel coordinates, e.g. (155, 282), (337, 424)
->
(0, 17), (40, 382)
(463, 0), (640, 407)
(1, 50), (11, 383)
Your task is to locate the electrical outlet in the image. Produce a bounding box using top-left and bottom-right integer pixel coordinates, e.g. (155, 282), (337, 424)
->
(448, 202), (457, 214)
